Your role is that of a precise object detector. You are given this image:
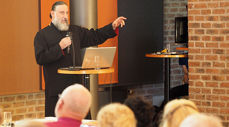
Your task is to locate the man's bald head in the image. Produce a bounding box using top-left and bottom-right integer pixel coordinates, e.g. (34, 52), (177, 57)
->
(55, 84), (92, 120)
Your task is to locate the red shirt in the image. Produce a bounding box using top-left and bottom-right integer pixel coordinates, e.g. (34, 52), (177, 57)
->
(46, 117), (81, 127)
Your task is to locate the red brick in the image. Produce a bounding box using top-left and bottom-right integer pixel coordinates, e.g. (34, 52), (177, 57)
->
(202, 101), (211, 106)
(213, 89), (226, 94)
(196, 81), (204, 87)
(189, 48), (201, 53)
(201, 9), (211, 15)
(220, 56), (226, 61)
(198, 107), (206, 112)
(195, 16), (204, 21)
(212, 102), (225, 107)
(206, 42), (218, 48)
(195, 29), (204, 34)
(201, 23), (211, 28)
(4, 96), (15, 102)
(220, 29), (229, 34)
(212, 75), (225, 81)
(195, 55), (204, 60)
(202, 88), (212, 94)
(206, 82), (219, 87)
(189, 10), (201, 15)
(195, 42), (204, 47)
(213, 49), (224, 54)
(35, 106), (45, 112)
(213, 62), (225, 67)
(200, 49), (212, 54)
(196, 94), (205, 100)
(205, 55), (218, 61)
(206, 29), (219, 35)
(189, 23), (200, 28)
(208, 2), (219, 8)
(202, 36), (211, 41)
(220, 16), (229, 21)
(213, 23), (225, 28)
(15, 108), (27, 114)
(13, 115), (24, 121)
(189, 61), (200, 67)
(190, 75), (201, 80)
(206, 16), (219, 21)
(212, 36), (224, 41)
(213, 9), (225, 14)
(194, 3), (207, 8)
(220, 2), (229, 7)
(202, 62), (212, 67)
(196, 68), (205, 73)
(188, 15), (194, 21)
(189, 67), (195, 73)
(220, 109), (229, 114)
(188, 55), (194, 60)
(221, 69), (229, 74)
(189, 88), (201, 94)
(220, 83), (229, 88)
(189, 42), (194, 47)
(220, 43), (229, 48)
(206, 108), (219, 114)
(220, 96), (229, 101)
(13, 102), (25, 107)
(201, 75), (211, 80)
(16, 95), (26, 101)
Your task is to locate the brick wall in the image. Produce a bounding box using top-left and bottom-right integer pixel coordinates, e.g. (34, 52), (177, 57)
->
(188, 0), (229, 126)
(0, 92), (45, 121)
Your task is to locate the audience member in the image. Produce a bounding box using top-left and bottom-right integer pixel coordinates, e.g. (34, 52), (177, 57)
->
(124, 96), (155, 127)
(160, 99), (199, 127)
(15, 120), (47, 127)
(45, 84), (92, 127)
(180, 113), (223, 127)
(97, 103), (136, 127)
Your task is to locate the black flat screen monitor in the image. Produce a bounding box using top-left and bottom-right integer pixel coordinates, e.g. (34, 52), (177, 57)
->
(175, 17), (188, 43)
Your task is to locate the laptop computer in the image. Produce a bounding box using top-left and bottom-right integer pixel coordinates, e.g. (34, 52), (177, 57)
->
(61, 47), (116, 71)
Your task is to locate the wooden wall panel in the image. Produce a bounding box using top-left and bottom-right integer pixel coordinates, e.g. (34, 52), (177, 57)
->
(0, 0), (40, 95)
(97, 0), (118, 84)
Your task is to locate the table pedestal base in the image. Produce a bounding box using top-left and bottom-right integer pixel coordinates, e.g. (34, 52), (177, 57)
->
(82, 74), (99, 120)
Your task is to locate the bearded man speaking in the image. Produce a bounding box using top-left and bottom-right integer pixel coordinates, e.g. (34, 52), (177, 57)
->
(34, 1), (126, 116)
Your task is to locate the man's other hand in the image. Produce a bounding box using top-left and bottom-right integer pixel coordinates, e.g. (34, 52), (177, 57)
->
(112, 16), (127, 30)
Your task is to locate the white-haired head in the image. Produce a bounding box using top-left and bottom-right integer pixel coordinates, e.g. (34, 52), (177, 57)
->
(180, 113), (223, 127)
(55, 84), (92, 120)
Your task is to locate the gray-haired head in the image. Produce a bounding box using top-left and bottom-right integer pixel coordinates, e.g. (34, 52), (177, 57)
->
(50, 1), (68, 18)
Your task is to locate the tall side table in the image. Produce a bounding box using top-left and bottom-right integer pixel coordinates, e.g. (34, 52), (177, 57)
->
(58, 68), (114, 119)
(145, 53), (187, 103)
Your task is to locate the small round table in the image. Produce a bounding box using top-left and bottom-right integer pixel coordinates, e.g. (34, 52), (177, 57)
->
(58, 68), (114, 120)
(145, 53), (187, 103)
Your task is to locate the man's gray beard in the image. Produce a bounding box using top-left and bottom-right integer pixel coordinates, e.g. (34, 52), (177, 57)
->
(52, 18), (69, 31)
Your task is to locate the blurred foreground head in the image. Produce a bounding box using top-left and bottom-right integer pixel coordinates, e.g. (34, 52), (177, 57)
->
(97, 103), (137, 127)
(180, 113), (223, 127)
(160, 99), (199, 127)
